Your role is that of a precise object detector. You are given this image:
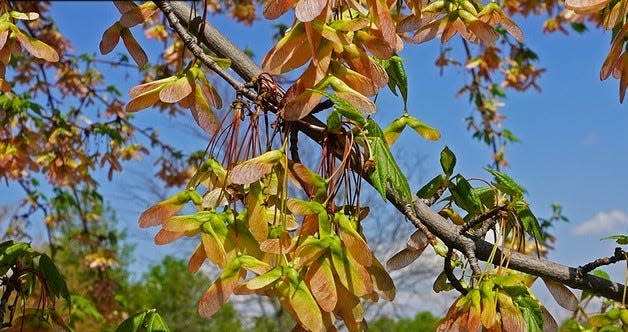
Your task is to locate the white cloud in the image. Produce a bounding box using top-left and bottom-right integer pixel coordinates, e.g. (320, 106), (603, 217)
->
(572, 210), (628, 236)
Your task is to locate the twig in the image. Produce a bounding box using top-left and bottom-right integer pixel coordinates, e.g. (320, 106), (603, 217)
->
(155, 0), (259, 103)
(460, 206), (505, 234)
(579, 247), (627, 275)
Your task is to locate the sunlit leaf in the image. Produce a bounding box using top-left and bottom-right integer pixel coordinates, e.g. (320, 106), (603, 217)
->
(287, 161), (327, 201)
(247, 267), (283, 290)
(154, 229), (183, 245)
(305, 256), (337, 312)
(245, 181), (268, 242)
(239, 255), (272, 275)
(188, 243), (207, 274)
(485, 168), (526, 196)
(405, 115), (441, 141)
(199, 259), (244, 317)
(281, 62), (327, 120)
(230, 150), (283, 184)
(9, 11), (40, 21)
(383, 115), (407, 146)
(565, 0), (611, 12)
(264, 0), (298, 19)
(138, 190), (199, 228)
(282, 276), (325, 332)
(295, 0), (327, 22)
(159, 75), (193, 103)
(163, 215), (203, 233)
(336, 213), (372, 266)
(125, 88), (161, 113)
(12, 28), (59, 62)
(262, 22), (310, 74)
(330, 77), (376, 115)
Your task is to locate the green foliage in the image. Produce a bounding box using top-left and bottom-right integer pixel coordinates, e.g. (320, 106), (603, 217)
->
(378, 55), (409, 109)
(365, 119), (413, 203)
(0, 241), (71, 329)
(116, 309), (170, 332)
(602, 234), (628, 245)
(369, 311), (440, 331)
(318, 90), (367, 126)
(125, 256), (245, 332)
(485, 168), (526, 197)
(440, 146), (456, 177)
(39, 254), (71, 304)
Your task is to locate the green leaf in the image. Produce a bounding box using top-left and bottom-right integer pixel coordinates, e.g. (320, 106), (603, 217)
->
(313, 90), (366, 126)
(591, 269), (610, 280)
(502, 129), (520, 143)
(116, 310), (148, 332)
(570, 22), (587, 33)
(38, 254), (71, 304)
(405, 115), (440, 141)
(327, 110), (342, 133)
(450, 175), (483, 214)
(365, 119), (412, 203)
(602, 234), (628, 245)
(381, 55), (408, 109)
(514, 201), (543, 242)
(416, 174), (445, 199)
(144, 310), (171, 332)
(70, 295), (104, 322)
(0, 241), (35, 276)
(114, 308), (171, 332)
(440, 147), (456, 176)
(514, 296), (543, 332)
(473, 187), (497, 207)
(485, 168), (526, 196)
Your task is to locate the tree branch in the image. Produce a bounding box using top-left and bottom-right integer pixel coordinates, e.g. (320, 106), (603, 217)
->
(159, 1), (628, 303)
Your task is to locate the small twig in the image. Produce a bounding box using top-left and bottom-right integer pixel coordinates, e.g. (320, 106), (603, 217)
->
(460, 206), (505, 234)
(289, 125), (300, 163)
(404, 201), (436, 244)
(423, 186), (447, 207)
(473, 217), (499, 239)
(445, 248), (468, 295)
(579, 247), (627, 275)
(155, 0), (259, 103)
(17, 179), (55, 259)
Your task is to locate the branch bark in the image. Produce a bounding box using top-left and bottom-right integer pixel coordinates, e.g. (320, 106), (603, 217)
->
(161, 1), (628, 303)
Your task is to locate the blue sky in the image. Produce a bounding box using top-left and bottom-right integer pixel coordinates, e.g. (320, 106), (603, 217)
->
(5, 1), (627, 317)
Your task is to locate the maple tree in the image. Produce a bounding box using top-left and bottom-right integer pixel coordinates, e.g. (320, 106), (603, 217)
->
(0, 0), (627, 331)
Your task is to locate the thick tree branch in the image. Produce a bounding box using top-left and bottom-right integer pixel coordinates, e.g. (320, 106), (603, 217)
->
(161, 1), (628, 303)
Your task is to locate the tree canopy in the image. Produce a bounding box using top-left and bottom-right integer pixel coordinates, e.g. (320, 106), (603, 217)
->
(0, 0), (627, 331)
